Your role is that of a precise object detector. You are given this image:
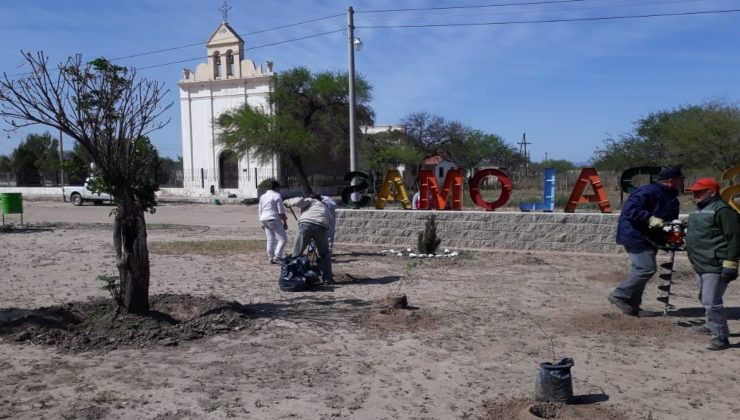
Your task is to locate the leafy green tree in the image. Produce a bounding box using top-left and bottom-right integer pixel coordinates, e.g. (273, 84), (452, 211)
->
(592, 101), (740, 172)
(401, 112), (467, 156)
(63, 142), (93, 185)
(529, 159), (576, 173)
(0, 155), (10, 172)
(401, 112), (521, 175)
(0, 52), (171, 314)
(216, 66), (374, 194)
(155, 156), (182, 186)
(447, 130), (518, 175)
(8, 132), (59, 185)
(361, 129), (422, 176)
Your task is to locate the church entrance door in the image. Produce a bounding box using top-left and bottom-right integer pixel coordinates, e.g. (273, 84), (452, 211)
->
(219, 150), (239, 189)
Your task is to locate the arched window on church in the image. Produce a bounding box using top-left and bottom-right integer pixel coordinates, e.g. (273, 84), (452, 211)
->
(226, 51), (235, 77)
(214, 52), (222, 78)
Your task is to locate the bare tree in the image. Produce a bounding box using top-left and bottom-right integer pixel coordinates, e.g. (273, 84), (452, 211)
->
(0, 52), (171, 314)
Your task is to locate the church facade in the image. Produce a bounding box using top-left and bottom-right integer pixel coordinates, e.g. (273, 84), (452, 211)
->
(179, 20), (278, 198)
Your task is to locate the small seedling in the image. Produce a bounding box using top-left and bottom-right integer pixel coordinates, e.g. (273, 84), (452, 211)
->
(97, 274), (122, 308)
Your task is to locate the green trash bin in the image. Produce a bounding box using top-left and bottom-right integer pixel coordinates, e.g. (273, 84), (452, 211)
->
(1, 192), (23, 225)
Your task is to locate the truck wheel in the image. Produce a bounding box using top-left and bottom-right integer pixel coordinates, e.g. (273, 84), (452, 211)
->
(71, 193), (83, 206)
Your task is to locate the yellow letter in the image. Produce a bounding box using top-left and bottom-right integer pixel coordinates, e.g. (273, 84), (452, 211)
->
(374, 169), (411, 209)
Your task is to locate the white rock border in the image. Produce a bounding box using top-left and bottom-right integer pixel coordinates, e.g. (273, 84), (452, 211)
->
(380, 248), (459, 258)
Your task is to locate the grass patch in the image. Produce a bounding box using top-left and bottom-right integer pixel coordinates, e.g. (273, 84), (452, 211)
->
(149, 239), (265, 256)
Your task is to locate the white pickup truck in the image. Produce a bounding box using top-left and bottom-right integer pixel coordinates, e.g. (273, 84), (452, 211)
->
(62, 179), (113, 206)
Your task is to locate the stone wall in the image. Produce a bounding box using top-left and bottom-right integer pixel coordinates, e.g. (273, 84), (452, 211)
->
(336, 209), (623, 254)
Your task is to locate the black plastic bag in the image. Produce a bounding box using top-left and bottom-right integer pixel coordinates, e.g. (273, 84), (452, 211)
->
(534, 358), (574, 403)
(278, 256), (321, 292)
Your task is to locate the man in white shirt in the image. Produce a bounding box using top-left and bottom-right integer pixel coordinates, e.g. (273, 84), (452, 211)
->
(258, 181), (288, 264)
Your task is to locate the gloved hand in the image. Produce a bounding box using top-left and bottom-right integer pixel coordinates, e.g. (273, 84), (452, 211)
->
(721, 260), (739, 283)
(648, 216), (665, 229)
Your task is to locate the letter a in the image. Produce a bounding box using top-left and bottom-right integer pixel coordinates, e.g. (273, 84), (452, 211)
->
(374, 169), (411, 209)
(720, 165), (740, 212)
(564, 167), (612, 213)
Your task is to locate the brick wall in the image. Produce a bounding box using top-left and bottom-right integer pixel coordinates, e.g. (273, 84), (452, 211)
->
(335, 209), (623, 254)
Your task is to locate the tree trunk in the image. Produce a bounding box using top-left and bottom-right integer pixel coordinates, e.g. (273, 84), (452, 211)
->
(289, 154), (313, 196)
(113, 188), (150, 314)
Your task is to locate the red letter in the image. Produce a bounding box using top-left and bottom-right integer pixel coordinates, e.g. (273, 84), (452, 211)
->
(418, 169), (463, 210)
(564, 167), (612, 213)
(469, 168), (512, 211)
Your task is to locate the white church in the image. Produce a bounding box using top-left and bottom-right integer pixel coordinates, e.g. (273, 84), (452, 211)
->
(179, 19), (278, 198)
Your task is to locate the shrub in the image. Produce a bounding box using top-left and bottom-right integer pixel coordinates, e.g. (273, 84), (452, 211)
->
(417, 214), (442, 254)
(258, 178), (277, 190)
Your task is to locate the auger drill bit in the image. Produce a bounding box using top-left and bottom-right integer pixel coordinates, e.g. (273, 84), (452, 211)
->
(657, 250), (677, 316)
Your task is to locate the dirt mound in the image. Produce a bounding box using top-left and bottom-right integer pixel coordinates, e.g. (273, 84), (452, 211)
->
(480, 398), (629, 420)
(353, 306), (442, 332)
(0, 294), (252, 353)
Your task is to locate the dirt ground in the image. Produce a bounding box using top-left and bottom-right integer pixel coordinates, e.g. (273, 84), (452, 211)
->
(1, 200), (739, 420)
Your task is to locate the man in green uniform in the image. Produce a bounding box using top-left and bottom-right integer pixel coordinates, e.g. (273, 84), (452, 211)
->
(685, 178), (739, 351)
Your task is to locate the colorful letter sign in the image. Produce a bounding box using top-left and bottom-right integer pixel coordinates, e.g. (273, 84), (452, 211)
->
(374, 169), (411, 209)
(468, 168), (512, 211)
(520, 168), (555, 212)
(564, 168), (612, 213)
(340, 171), (371, 207)
(418, 169), (463, 210)
(721, 165), (740, 212)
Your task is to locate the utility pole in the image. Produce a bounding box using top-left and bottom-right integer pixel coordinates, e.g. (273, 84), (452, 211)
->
(347, 6), (357, 173)
(517, 132), (531, 177)
(59, 129), (64, 187)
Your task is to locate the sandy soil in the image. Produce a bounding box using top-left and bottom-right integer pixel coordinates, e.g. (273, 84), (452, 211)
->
(1, 200), (740, 419)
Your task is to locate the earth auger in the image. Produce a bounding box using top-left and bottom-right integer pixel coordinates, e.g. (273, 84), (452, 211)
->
(656, 220), (687, 316)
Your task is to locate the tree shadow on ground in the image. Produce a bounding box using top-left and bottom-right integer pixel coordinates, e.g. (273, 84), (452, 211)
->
(0, 225), (54, 234)
(334, 274), (399, 286)
(249, 295), (371, 320)
(570, 394), (609, 404)
(669, 307), (740, 320)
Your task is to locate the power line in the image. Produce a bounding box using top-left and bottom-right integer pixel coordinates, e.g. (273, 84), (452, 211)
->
(357, 8), (740, 29)
(356, 0), (711, 22)
(136, 29), (344, 71)
(3, 6), (736, 76)
(111, 13), (344, 62)
(358, 0), (594, 13)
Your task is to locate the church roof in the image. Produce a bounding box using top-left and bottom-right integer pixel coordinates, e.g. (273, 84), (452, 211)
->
(206, 21), (244, 48)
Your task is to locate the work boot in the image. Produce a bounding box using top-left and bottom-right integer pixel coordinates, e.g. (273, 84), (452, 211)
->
(608, 295), (637, 316)
(707, 337), (730, 351)
(636, 308), (661, 318)
(691, 324), (712, 335)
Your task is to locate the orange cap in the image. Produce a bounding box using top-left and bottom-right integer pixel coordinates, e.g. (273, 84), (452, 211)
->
(687, 177), (720, 192)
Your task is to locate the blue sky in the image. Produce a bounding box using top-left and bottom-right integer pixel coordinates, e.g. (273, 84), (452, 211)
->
(1, 0), (739, 164)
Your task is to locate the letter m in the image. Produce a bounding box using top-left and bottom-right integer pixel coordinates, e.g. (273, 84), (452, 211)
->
(418, 169), (463, 210)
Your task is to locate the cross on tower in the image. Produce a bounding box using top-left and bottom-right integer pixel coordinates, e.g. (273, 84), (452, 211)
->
(219, 1), (232, 22)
